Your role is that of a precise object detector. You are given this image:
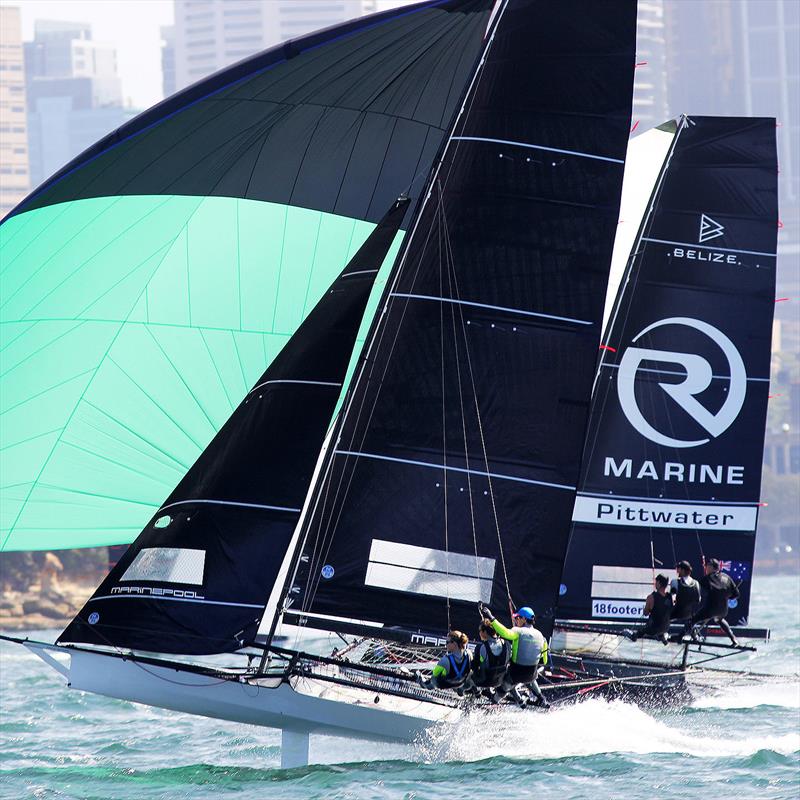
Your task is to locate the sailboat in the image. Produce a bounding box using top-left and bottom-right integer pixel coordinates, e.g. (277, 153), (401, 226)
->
(552, 112), (778, 691)
(0, 0), (781, 769)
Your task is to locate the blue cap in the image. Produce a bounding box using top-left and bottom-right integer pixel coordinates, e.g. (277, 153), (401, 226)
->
(514, 606), (535, 620)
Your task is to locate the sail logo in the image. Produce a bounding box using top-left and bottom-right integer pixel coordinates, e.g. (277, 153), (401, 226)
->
(699, 213), (725, 243)
(617, 317), (746, 448)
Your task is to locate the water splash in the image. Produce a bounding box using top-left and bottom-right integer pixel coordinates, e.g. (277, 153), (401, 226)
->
(417, 699), (800, 763)
(691, 681), (800, 710)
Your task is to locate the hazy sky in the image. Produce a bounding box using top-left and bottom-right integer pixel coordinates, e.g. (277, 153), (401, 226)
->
(8, 0), (174, 108)
(5, 0), (418, 110)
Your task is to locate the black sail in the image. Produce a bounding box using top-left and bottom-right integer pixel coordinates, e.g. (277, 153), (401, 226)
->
(283, 0), (637, 640)
(559, 117), (778, 627)
(59, 197), (409, 654)
(12, 0), (494, 227)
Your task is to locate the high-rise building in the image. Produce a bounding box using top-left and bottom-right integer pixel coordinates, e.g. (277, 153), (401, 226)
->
(173, 0), (364, 91)
(24, 20), (135, 190)
(0, 6), (30, 219)
(161, 25), (176, 99)
(632, 1), (669, 133)
(665, 0), (799, 570)
(666, 0), (798, 214)
(25, 20), (122, 107)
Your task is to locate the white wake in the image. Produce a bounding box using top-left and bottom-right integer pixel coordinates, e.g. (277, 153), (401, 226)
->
(417, 698), (800, 763)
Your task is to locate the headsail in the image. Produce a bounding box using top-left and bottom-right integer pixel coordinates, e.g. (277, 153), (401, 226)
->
(279, 0), (637, 641)
(560, 116), (779, 626)
(58, 198), (408, 654)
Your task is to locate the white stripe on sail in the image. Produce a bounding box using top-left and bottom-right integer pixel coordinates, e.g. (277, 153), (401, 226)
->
(334, 449), (575, 491)
(390, 293), (593, 326)
(451, 135), (624, 164)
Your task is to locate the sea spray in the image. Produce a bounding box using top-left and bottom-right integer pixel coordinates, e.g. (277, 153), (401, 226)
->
(416, 698), (800, 763)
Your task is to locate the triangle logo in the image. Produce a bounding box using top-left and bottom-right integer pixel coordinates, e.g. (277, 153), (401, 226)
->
(699, 213), (725, 243)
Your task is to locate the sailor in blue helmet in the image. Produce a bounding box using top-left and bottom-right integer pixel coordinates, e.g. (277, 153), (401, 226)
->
(480, 604), (549, 708)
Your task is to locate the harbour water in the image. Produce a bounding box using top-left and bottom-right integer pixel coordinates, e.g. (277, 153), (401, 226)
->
(1, 575), (798, 799)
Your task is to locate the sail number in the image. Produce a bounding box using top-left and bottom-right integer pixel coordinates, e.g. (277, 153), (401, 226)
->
(591, 599), (644, 618)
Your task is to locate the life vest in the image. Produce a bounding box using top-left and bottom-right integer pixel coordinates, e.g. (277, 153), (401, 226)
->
(442, 652), (470, 687)
(513, 626), (546, 666)
(648, 591), (673, 633)
(476, 640), (509, 687)
(672, 577), (700, 618)
(702, 571), (738, 617)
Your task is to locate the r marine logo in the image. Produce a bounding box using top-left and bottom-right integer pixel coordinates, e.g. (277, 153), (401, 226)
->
(617, 317), (746, 448)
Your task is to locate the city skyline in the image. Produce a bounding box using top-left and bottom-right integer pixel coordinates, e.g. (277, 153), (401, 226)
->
(5, 1), (419, 109)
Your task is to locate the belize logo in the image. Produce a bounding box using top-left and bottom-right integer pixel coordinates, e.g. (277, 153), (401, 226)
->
(698, 213), (725, 243)
(617, 317), (747, 448)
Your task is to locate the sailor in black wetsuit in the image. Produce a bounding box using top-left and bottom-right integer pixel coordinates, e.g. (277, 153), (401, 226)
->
(685, 558), (740, 646)
(629, 574), (673, 644)
(670, 560), (701, 623)
(467, 622), (510, 702)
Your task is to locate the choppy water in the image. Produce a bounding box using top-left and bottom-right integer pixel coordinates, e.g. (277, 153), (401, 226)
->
(2, 576), (799, 799)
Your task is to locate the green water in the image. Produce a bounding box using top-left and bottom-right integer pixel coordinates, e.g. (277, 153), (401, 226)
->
(1, 576), (798, 799)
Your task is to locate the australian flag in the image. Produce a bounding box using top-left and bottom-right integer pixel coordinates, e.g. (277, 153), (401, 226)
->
(720, 560), (750, 582)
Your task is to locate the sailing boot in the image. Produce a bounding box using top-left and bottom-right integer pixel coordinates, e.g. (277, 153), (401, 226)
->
(510, 687), (528, 708)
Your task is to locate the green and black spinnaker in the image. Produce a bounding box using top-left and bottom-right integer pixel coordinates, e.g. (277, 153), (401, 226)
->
(0, 0), (494, 552)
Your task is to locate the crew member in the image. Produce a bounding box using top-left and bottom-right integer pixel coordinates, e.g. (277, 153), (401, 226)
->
(481, 605), (549, 708)
(468, 621), (510, 701)
(685, 558), (740, 646)
(416, 630), (471, 691)
(670, 560), (701, 623)
(629, 574), (672, 644)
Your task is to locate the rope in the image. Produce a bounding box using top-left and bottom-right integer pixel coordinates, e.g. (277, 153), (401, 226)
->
(438, 190), (452, 630)
(440, 200), (512, 604)
(438, 189), (480, 576)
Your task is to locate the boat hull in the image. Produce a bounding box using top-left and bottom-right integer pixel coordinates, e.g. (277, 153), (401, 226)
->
(49, 643), (461, 743)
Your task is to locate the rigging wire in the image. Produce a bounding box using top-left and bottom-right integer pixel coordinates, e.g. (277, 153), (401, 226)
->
(437, 187), (481, 578)
(438, 191), (452, 630)
(439, 198), (512, 606)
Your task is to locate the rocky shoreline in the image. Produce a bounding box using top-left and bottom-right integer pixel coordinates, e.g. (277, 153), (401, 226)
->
(0, 581), (95, 632)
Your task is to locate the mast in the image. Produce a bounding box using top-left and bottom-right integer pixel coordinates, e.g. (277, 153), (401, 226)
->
(270, 0), (638, 643)
(559, 116), (779, 627)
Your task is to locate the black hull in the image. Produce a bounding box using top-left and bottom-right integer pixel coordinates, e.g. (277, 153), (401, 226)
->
(541, 653), (692, 708)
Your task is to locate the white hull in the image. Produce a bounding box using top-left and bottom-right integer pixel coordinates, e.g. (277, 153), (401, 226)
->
(25, 641), (461, 752)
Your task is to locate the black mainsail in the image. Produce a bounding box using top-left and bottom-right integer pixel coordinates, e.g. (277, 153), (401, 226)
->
(59, 198), (408, 654)
(559, 116), (779, 627)
(280, 0), (637, 641)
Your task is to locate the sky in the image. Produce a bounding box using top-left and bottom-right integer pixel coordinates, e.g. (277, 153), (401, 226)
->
(5, 0), (418, 111)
